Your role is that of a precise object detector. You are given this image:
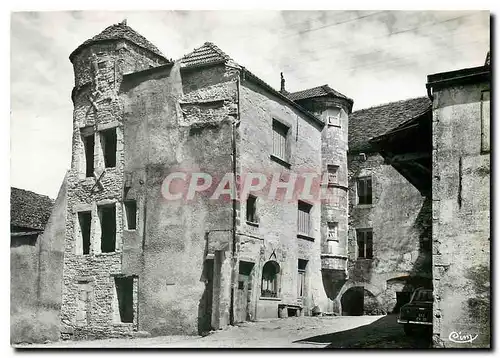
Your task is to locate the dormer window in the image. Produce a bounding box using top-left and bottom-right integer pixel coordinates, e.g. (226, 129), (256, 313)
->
(326, 107), (341, 127)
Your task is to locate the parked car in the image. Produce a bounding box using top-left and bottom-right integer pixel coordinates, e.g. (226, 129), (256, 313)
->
(397, 287), (433, 335)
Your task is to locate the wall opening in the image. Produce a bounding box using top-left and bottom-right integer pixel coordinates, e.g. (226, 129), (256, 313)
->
(78, 211), (92, 255)
(297, 201), (312, 236)
(297, 259), (308, 299)
(246, 195), (258, 223)
(98, 204), (116, 253)
(124, 200), (137, 230)
(100, 128), (117, 168)
(261, 261), (280, 298)
(114, 277), (134, 323)
(81, 128), (94, 177)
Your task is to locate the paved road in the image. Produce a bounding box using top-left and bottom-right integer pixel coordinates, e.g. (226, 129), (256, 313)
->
(15, 314), (431, 349)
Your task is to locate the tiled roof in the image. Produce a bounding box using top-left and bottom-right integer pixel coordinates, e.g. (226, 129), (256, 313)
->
(70, 21), (167, 61)
(349, 97), (431, 153)
(179, 42), (324, 127)
(181, 42), (232, 68)
(287, 85), (353, 103)
(11, 187), (54, 231)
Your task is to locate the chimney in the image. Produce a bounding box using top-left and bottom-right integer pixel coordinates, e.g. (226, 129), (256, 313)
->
(280, 72), (287, 94)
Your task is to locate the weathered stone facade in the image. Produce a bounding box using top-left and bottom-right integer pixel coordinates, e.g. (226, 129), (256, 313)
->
(344, 152), (431, 314)
(59, 23), (352, 339)
(428, 65), (490, 348)
(337, 98), (433, 316)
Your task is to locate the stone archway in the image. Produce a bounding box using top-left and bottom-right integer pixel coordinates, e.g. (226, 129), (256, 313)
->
(340, 283), (384, 316)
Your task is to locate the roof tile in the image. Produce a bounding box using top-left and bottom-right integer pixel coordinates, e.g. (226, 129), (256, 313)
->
(181, 42), (232, 68)
(349, 96), (431, 153)
(71, 21), (167, 61)
(288, 85), (353, 103)
(11, 188), (54, 231)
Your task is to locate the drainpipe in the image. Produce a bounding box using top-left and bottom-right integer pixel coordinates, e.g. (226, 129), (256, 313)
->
(229, 72), (241, 326)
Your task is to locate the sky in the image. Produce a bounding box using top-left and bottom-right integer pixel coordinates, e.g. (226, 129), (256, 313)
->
(10, 10), (490, 198)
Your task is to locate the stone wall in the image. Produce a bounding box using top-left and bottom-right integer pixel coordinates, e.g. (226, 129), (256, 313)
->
(11, 176), (68, 343)
(121, 62), (236, 336)
(238, 79), (329, 318)
(431, 82), (490, 348)
(344, 152), (431, 314)
(60, 40), (166, 340)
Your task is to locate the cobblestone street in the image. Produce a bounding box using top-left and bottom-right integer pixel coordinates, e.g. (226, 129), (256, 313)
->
(16, 314), (431, 349)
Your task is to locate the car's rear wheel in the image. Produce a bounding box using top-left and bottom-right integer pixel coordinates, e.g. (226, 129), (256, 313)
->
(403, 324), (415, 336)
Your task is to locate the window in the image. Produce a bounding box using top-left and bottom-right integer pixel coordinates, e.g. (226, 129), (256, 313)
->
(272, 120), (289, 161)
(78, 211), (92, 255)
(98, 204), (116, 253)
(124, 200), (137, 230)
(81, 127), (94, 177)
(297, 201), (312, 236)
(261, 261), (280, 298)
(357, 177), (372, 205)
(114, 277), (134, 323)
(357, 229), (373, 259)
(327, 165), (339, 185)
(327, 107), (341, 127)
(481, 90), (490, 152)
(246, 195), (258, 224)
(100, 128), (117, 168)
(327, 222), (338, 241)
(297, 259), (308, 299)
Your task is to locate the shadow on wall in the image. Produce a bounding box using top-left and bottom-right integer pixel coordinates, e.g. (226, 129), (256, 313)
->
(465, 264), (490, 346)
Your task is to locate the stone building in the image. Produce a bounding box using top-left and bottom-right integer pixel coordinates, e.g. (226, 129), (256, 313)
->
(336, 98), (433, 316)
(426, 60), (490, 348)
(58, 21), (353, 340)
(10, 185), (67, 343)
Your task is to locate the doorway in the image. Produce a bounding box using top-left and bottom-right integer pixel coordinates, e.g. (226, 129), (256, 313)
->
(235, 261), (254, 323)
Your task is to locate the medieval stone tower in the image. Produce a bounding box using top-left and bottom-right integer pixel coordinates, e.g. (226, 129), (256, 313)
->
(287, 87), (353, 313)
(60, 21), (170, 340)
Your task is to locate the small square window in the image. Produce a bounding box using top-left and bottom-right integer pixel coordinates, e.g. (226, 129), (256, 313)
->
(327, 165), (339, 185)
(327, 107), (341, 127)
(327, 222), (338, 241)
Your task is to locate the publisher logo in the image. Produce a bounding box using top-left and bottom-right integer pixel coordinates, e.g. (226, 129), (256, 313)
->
(448, 331), (478, 344)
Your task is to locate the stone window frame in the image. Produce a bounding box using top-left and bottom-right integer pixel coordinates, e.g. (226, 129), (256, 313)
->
(79, 126), (96, 179)
(123, 199), (138, 231)
(327, 164), (340, 186)
(245, 194), (259, 226)
(356, 228), (373, 259)
(297, 200), (314, 240)
(270, 118), (292, 168)
(297, 259), (308, 300)
(73, 204), (93, 256)
(95, 199), (121, 255)
(111, 274), (139, 328)
(326, 107), (342, 127)
(356, 176), (373, 206)
(260, 260), (281, 299)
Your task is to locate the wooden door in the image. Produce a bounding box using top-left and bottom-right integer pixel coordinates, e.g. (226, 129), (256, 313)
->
(235, 273), (249, 323)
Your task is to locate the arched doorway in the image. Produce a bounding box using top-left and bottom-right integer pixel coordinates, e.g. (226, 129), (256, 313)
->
(341, 287), (364, 315)
(341, 286), (381, 316)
